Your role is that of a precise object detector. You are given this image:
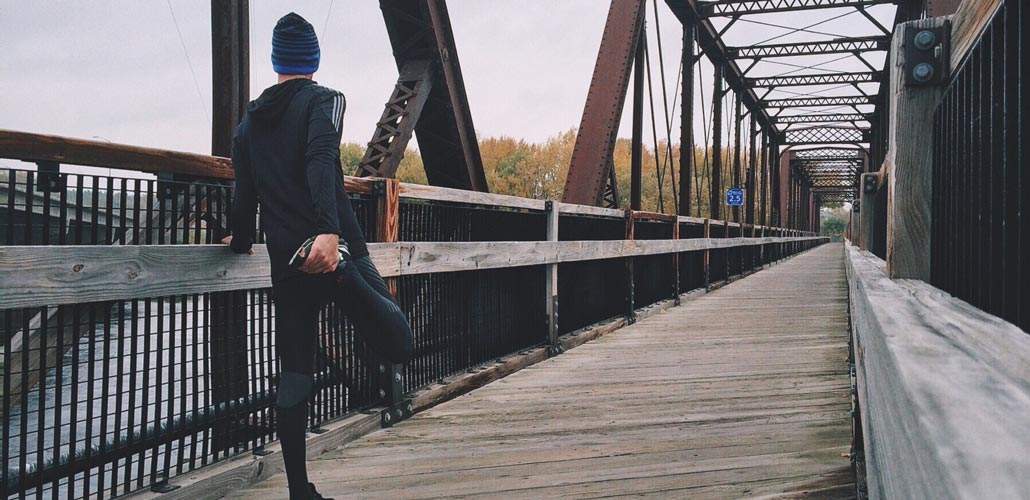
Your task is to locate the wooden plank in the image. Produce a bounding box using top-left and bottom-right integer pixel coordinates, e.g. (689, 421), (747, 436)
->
(398, 182), (544, 211)
(125, 411), (382, 500)
(0, 238), (826, 309)
(228, 243), (851, 499)
(949, 0), (1005, 70)
(557, 202), (624, 218)
(845, 243), (1030, 500)
(0, 129), (234, 179)
(884, 18), (949, 280)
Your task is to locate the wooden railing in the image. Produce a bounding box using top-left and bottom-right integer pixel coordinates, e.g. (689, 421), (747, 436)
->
(0, 129), (823, 499)
(847, 1), (1030, 498)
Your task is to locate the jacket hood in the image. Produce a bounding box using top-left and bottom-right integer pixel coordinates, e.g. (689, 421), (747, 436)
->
(247, 78), (316, 122)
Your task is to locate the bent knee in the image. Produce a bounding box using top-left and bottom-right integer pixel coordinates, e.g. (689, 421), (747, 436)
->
(276, 371), (313, 409)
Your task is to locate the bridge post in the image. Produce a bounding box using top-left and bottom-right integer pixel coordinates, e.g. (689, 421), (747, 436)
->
(884, 18), (950, 280)
(672, 219), (681, 305)
(624, 210), (637, 323)
(544, 201), (561, 354)
(710, 64), (724, 220)
(723, 219), (730, 282)
(679, 21), (695, 217)
(372, 178), (411, 427)
(703, 219), (711, 290)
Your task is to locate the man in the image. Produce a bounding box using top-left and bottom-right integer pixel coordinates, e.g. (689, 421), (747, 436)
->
(222, 12), (412, 500)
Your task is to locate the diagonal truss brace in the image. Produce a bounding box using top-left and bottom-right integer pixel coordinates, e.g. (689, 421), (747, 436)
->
(359, 60), (434, 178)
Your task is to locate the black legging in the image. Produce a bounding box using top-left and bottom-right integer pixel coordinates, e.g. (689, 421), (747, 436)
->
(272, 255), (413, 499)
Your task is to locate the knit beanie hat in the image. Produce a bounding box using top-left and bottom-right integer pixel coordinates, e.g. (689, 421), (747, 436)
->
(272, 13), (320, 75)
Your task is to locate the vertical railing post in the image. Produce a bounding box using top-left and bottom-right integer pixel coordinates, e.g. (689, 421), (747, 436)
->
(885, 18), (950, 280)
(723, 219), (730, 281)
(703, 218), (711, 290)
(625, 210), (637, 323)
(372, 178), (410, 427)
(545, 201), (561, 355)
(672, 219), (681, 305)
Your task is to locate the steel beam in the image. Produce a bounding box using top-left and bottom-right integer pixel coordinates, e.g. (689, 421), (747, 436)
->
(773, 113), (873, 124)
(679, 22), (696, 217)
(747, 71), (881, 88)
(793, 147), (865, 159)
(763, 96), (875, 108)
(727, 36), (888, 59)
(378, 0), (488, 191)
(711, 64), (724, 220)
(563, 0), (646, 206)
(696, 0), (896, 18)
(664, 0), (775, 135)
(631, 35), (645, 210)
(358, 60), (434, 178)
(211, 0), (249, 158)
(783, 126), (871, 145)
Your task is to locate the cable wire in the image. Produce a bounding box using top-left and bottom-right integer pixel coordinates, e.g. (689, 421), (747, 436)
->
(166, 0), (209, 124)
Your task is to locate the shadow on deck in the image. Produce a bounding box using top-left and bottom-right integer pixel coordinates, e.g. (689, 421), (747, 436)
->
(232, 244), (854, 499)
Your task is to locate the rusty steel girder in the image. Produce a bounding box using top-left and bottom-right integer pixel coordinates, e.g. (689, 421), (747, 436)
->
(562, 0), (647, 206)
(366, 0), (488, 192)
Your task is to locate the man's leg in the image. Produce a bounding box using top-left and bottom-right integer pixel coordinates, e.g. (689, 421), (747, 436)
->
(273, 277), (325, 500)
(332, 256), (414, 363)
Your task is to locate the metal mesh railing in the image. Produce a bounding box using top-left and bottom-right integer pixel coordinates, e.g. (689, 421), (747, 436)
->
(931, 0), (1027, 332)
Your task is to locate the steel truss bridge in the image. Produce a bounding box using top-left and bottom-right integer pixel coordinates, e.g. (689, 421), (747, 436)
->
(0, 1), (1027, 499)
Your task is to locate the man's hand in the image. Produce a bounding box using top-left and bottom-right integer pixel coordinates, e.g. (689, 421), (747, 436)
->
(221, 235), (253, 254)
(299, 233), (340, 274)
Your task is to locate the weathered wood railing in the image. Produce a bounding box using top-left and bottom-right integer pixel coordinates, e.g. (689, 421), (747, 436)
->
(0, 129), (823, 499)
(847, 1), (1030, 498)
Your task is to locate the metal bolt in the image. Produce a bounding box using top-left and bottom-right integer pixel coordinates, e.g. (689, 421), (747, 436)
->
(912, 62), (935, 83)
(378, 388), (386, 398)
(913, 30), (936, 50)
(394, 373), (402, 383)
(383, 412), (392, 423)
(378, 364), (386, 373)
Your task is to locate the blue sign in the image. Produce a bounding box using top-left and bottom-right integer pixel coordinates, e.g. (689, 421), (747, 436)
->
(726, 187), (745, 207)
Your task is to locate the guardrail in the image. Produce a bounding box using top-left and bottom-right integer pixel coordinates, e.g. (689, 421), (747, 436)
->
(0, 130), (822, 499)
(845, 243), (1030, 499)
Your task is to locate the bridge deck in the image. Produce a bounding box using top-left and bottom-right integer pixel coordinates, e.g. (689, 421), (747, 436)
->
(233, 244), (853, 499)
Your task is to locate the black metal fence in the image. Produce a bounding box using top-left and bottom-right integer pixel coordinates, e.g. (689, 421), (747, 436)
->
(0, 165), (819, 499)
(931, 0), (1027, 332)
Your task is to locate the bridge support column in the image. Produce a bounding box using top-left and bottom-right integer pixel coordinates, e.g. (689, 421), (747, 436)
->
(372, 179), (412, 428)
(545, 201), (561, 355)
(703, 219), (711, 290)
(624, 210), (637, 323)
(884, 18), (950, 280)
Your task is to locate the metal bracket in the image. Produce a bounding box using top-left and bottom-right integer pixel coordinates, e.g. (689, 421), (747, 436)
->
(547, 342), (565, 357)
(380, 399), (414, 428)
(904, 23), (950, 86)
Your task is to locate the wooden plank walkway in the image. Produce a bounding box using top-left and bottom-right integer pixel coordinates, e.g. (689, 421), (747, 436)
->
(232, 244), (853, 499)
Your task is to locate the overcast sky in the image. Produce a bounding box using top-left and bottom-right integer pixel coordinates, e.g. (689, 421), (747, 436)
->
(1, 1), (896, 159)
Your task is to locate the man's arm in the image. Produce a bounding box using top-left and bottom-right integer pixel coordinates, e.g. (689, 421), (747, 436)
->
(298, 90), (347, 273)
(227, 129), (257, 254)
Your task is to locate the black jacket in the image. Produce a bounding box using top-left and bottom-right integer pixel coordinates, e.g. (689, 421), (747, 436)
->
(229, 78), (369, 283)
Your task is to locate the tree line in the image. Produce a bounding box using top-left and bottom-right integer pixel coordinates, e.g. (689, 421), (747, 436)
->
(340, 128), (773, 220)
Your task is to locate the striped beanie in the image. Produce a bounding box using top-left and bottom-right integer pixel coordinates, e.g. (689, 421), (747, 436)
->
(271, 13), (320, 75)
